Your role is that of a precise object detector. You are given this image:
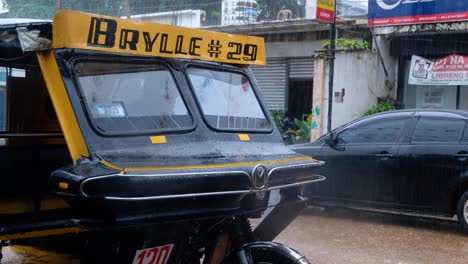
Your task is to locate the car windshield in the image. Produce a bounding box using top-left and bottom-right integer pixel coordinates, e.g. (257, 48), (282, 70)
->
(74, 61), (192, 135)
(187, 67), (270, 131)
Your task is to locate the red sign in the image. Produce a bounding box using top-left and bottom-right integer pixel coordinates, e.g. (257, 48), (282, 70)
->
(306, 0), (335, 23)
(317, 6), (335, 22)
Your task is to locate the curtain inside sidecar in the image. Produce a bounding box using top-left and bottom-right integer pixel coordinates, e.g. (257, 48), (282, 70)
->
(0, 67), (71, 215)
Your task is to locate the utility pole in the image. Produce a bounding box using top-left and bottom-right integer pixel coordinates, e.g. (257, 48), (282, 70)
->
(56, 0), (62, 12)
(125, 0), (131, 19)
(327, 0), (337, 133)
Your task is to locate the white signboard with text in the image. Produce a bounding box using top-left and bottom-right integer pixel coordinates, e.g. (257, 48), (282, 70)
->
(409, 54), (468, 86)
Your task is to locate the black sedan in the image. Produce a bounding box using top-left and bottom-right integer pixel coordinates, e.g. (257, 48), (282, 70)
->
(290, 110), (468, 234)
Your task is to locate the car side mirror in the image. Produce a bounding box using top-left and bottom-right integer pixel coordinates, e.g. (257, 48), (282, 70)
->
(325, 133), (345, 151)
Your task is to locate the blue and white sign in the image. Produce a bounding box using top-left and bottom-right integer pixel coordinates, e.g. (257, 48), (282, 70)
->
(369, 0), (468, 27)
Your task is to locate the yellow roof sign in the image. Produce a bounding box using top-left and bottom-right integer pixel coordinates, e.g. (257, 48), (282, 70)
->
(53, 10), (266, 66)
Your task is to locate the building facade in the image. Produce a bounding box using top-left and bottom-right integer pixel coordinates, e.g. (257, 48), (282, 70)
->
(377, 27), (468, 111)
(221, 0), (258, 26)
(370, 0), (468, 112)
(125, 9), (206, 28)
(210, 20), (328, 121)
(209, 18), (370, 129)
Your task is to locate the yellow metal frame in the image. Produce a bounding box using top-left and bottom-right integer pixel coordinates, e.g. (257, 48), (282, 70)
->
(53, 10), (266, 66)
(0, 227), (87, 241)
(36, 51), (90, 161)
(100, 156), (315, 172)
(0, 197), (69, 215)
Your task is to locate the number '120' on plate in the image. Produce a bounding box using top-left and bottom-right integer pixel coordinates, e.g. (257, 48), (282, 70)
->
(132, 244), (174, 264)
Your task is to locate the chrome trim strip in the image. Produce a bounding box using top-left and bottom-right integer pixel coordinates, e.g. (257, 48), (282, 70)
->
(79, 170), (251, 198)
(266, 176), (326, 191)
(101, 176), (326, 201)
(266, 161), (324, 188)
(79, 161), (325, 201)
(123, 170), (251, 178)
(267, 161), (325, 178)
(104, 190), (252, 201)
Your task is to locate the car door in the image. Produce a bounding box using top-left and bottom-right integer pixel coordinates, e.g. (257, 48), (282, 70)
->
(397, 112), (467, 215)
(317, 113), (410, 206)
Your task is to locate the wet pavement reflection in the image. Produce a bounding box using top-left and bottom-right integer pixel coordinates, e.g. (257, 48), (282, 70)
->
(1, 207), (467, 263)
(2, 245), (79, 264)
(275, 207), (468, 264)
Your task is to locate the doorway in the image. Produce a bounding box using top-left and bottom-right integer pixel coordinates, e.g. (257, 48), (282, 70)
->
(287, 79), (313, 120)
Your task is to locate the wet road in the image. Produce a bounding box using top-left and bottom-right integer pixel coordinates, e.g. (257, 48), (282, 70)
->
(275, 207), (468, 264)
(1, 245), (79, 264)
(1, 207), (467, 263)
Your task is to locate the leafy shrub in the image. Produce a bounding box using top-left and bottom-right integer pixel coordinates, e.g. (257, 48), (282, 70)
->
(336, 38), (370, 52)
(287, 113), (312, 144)
(316, 38), (370, 59)
(270, 109), (292, 143)
(364, 101), (396, 116)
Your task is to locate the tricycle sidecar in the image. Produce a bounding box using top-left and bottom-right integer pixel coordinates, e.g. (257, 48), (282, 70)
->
(0, 11), (324, 263)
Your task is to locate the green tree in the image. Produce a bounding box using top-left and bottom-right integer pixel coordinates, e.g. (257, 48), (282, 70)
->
(5, 0), (125, 19)
(5, 0), (55, 19)
(65, 0), (124, 17)
(4, 0), (221, 25)
(130, 0), (220, 25)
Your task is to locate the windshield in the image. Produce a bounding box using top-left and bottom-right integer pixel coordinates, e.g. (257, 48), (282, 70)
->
(187, 67), (270, 131)
(74, 61), (192, 135)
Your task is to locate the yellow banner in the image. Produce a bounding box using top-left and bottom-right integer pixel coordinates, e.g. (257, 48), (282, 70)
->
(53, 10), (266, 66)
(317, 0), (335, 11)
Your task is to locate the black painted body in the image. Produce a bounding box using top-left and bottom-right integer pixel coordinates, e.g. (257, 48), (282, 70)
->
(291, 110), (468, 218)
(0, 19), (323, 263)
(45, 49), (322, 223)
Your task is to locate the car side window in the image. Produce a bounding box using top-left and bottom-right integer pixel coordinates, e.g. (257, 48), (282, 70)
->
(336, 117), (406, 144)
(0, 85), (5, 132)
(412, 117), (465, 143)
(462, 123), (468, 143)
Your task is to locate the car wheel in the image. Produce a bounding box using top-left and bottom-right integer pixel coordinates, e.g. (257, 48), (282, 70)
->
(222, 242), (309, 264)
(457, 190), (468, 235)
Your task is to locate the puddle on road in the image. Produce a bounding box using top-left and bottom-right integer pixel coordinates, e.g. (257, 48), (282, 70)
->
(275, 207), (468, 264)
(1, 245), (79, 264)
(1, 208), (466, 264)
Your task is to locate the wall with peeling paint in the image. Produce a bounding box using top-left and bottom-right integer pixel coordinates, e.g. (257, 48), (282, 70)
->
(311, 59), (326, 141)
(330, 51), (397, 129)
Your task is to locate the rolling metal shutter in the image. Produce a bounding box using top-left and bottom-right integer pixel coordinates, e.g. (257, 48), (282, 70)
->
(289, 57), (314, 79)
(250, 58), (287, 110)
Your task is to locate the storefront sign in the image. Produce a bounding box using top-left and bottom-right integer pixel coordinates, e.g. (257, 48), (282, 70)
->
(409, 55), (468, 85)
(53, 10), (266, 65)
(369, 0), (468, 27)
(306, 0), (335, 23)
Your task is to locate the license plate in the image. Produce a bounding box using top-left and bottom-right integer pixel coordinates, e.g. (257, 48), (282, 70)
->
(132, 244), (174, 264)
